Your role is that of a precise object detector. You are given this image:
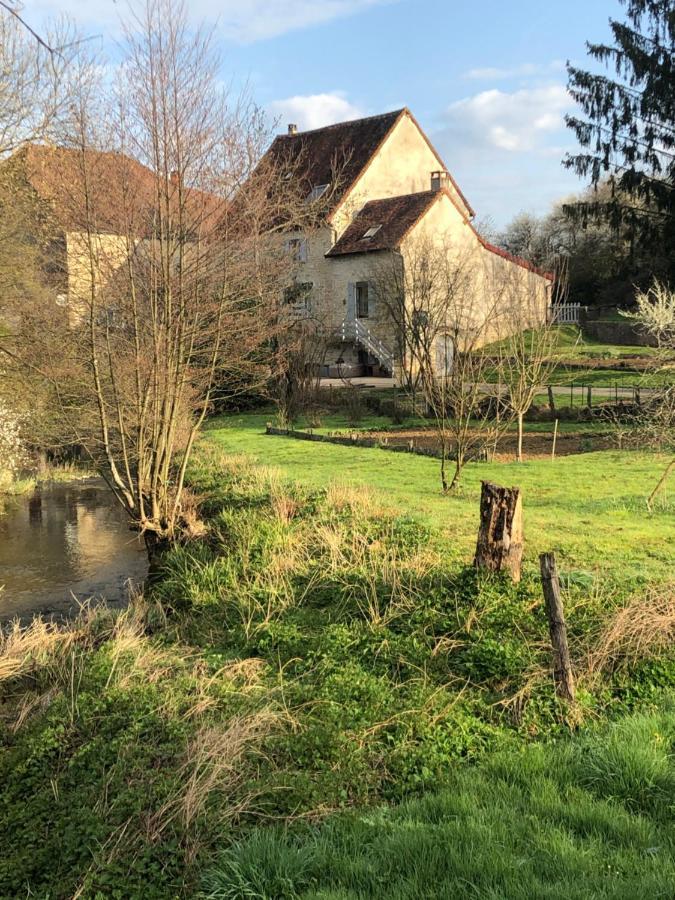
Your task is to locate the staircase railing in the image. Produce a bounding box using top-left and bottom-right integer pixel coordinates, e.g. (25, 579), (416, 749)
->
(339, 319), (394, 373)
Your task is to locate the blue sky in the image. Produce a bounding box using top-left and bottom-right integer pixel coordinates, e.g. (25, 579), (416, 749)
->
(29, 0), (622, 226)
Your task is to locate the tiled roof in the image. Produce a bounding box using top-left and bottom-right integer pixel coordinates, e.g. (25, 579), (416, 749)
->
(262, 110), (405, 217)
(326, 191), (440, 256)
(326, 187), (553, 281)
(15, 144), (156, 233)
(13, 144), (221, 235)
(472, 227), (554, 281)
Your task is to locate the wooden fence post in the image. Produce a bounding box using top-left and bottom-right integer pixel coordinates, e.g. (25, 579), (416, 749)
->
(539, 552), (575, 701)
(551, 419), (559, 461)
(474, 482), (523, 582)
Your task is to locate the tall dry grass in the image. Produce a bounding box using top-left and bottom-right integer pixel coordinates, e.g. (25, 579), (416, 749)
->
(148, 710), (279, 843)
(588, 583), (675, 677)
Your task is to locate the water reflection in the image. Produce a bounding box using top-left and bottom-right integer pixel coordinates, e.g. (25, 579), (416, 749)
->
(0, 480), (148, 621)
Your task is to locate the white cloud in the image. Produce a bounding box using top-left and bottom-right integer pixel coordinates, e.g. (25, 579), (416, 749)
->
(463, 61), (566, 81)
(444, 84), (573, 153)
(269, 92), (364, 131)
(220, 0), (393, 42)
(26, 0), (395, 43)
(433, 83), (580, 225)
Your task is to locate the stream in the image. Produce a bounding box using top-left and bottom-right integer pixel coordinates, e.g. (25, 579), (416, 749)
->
(0, 479), (148, 622)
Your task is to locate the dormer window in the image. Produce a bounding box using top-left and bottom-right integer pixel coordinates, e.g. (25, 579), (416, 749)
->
(362, 225), (381, 239)
(307, 183), (330, 202)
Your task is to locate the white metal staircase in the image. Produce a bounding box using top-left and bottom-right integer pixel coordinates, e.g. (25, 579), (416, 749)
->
(339, 319), (395, 374)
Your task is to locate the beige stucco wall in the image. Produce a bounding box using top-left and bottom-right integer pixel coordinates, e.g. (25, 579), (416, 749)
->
(285, 224), (399, 374)
(331, 113), (470, 238)
(65, 230), (131, 322)
(400, 193), (550, 350)
(292, 115), (473, 373)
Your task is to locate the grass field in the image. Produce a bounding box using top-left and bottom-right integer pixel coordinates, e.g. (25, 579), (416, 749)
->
(533, 324), (663, 362)
(1, 411), (674, 897)
(206, 412), (674, 582)
(202, 704), (675, 899)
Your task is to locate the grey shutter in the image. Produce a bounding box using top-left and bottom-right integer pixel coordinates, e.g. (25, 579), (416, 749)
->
(347, 282), (356, 321)
(436, 336), (453, 376)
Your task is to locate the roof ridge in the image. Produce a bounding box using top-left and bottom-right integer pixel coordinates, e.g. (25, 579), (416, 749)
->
(275, 108), (406, 139)
(473, 228), (554, 280)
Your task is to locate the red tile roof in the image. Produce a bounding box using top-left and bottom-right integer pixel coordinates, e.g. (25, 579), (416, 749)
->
(472, 225), (554, 281)
(326, 191), (440, 256)
(13, 144), (222, 236)
(255, 108), (475, 224)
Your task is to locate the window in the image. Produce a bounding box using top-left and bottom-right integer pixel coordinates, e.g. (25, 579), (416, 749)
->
(362, 225), (381, 239)
(285, 237), (307, 263)
(356, 282), (369, 318)
(283, 282), (313, 317)
(307, 183), (330, 203)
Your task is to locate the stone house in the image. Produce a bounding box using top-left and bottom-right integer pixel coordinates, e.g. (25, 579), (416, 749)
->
(1, 144), (218, 326)
(1, 144), (159, 323)
(259, 107), (552, 378)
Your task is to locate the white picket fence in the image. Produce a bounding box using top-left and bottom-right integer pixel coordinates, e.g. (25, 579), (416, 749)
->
(551, 303), (581, 325)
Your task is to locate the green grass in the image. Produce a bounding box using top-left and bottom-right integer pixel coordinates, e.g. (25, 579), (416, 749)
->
(0, 474), (36, 495)
(485, 325), (660, 362)
(550, 325), (662, 361)
(206, 412), (675, 582)
(201, 704), (675, 900)
(2, 421), (674, 897)
(548, 368), (672, 388)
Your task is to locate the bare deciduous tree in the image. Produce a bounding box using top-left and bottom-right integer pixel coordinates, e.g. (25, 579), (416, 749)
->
(374, 237), (510, 492)
(498, 264), (561, 462)
(272, 286), (329, 428)
(621, 279), (675, 507)
(1, 0), (310, 564)
(0, 5), (80, 155)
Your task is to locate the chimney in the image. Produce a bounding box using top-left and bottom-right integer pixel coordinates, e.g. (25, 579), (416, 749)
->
(431, 170), (449, 192)
(287, 123), (298, 135)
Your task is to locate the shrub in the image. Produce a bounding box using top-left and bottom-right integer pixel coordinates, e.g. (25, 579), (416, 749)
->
(341, 389), (364, 427)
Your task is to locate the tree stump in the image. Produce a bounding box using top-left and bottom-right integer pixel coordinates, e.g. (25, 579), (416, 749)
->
(474, 481), (523, 582)
(539, 552), (575, 701)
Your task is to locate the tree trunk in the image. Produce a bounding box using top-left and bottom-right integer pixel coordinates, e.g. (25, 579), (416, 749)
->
(449, 454), (463, 491)
(539, 552), (575, 702)
(440, 443), (448, 494)
(474, 481), (523, 582)
(547, 385), (556, 417)
(144, 531), (172, 586)
(517, 412), (524, 462)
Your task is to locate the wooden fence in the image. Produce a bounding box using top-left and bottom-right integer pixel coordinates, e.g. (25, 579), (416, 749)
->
(551, 303), (581, 324)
